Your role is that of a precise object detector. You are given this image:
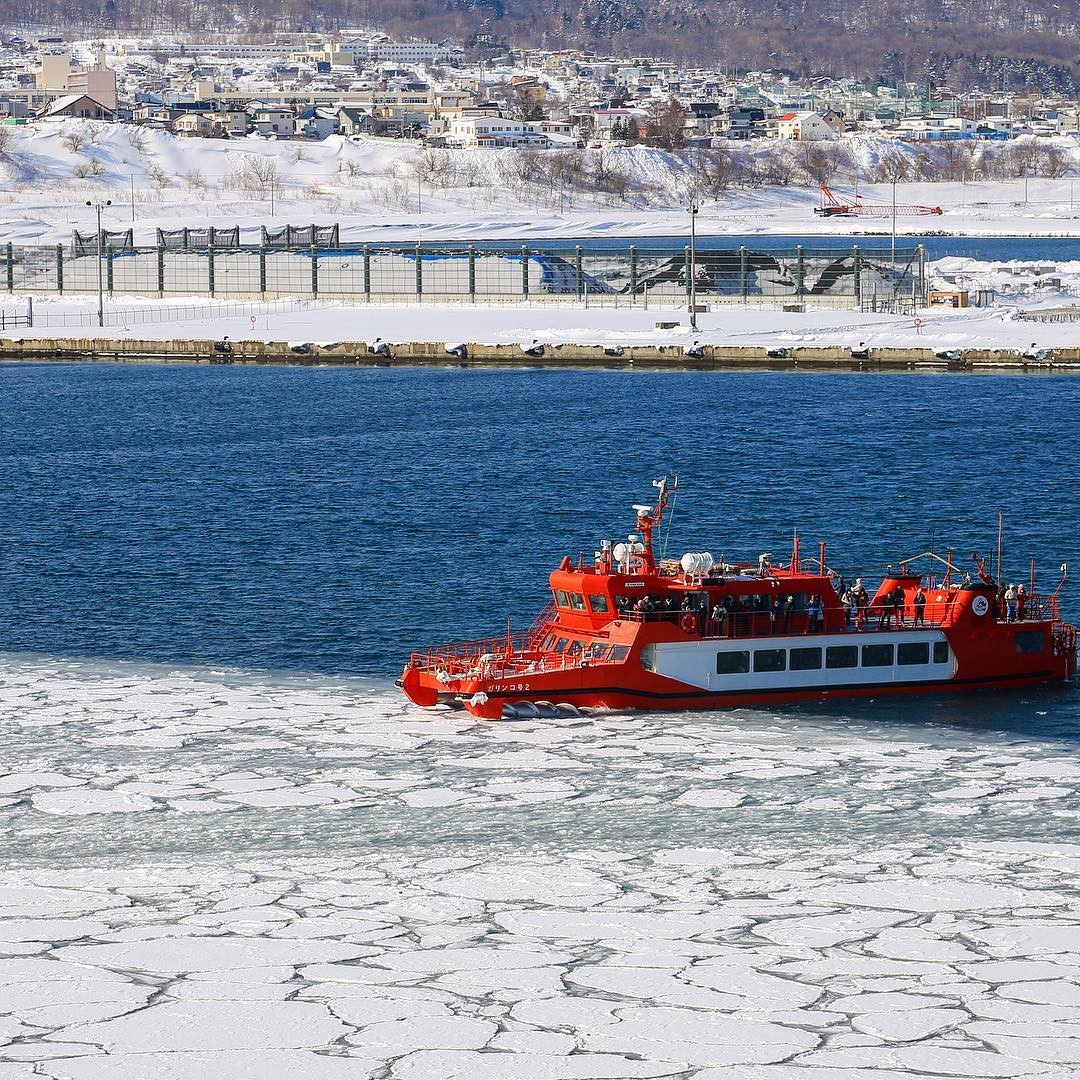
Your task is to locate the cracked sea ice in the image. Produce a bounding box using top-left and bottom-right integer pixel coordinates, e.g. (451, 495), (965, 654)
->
(1, 656), (1080, 1078)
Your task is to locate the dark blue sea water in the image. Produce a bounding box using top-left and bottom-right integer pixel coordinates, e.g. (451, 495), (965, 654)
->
(2, 363), (1078, 686)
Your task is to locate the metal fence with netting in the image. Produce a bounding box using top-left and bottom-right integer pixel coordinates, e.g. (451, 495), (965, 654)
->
(1, 241), (927, 309)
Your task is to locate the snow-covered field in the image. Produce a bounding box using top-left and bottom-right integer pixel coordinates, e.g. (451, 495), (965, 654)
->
(2, 654), (1080, 1079)
(4, 120), (1080, 245)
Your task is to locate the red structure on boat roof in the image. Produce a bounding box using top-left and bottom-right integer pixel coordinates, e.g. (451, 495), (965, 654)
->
(400, 479), (1076, 720)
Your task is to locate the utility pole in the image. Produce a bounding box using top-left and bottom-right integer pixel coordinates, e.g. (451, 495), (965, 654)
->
(891, 179), (897, 267)
(688, 198), (699, 331)
(86, 199), (112, 328)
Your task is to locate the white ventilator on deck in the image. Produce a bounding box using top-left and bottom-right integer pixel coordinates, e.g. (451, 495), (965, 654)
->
(680, 552), (715, 577)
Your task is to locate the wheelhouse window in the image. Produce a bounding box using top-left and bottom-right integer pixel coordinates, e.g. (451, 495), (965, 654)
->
(554, 589), (569, 607)
(753, 649), (787, 673)
(1015, 630), (1045, 654)
(567, 593), (587, 611)
(862, 643), (894, 667)
(553, 638), (568, 653)
(607, 645), (629, 662)
(790, 647), (822, 671)
(716, 651), (750, 675)
(826, 646), (858, 669)
(898, 642), (930, 666)
(933, 641), (951, 664)
(587, 593), (610, 614)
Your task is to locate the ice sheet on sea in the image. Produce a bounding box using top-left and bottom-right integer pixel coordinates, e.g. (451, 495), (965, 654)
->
(432, 866), (620, 905)
(579, 1005), (818, 1065)
(798, 879), (1065, 912)
(348, 1016), (496, 1056)
(52, 936), (372, 973)
(801, 1045), (1065, 1075)
(56, 1000), (349, 1052)
(31, 790), (157, 814)
(0, 919), (109, 942)
(969, 923), (1080, 956)
(38, 1050), (381, 1080)
(0, 773), (86, 794)
(850, 1006), (967, 1041)
(389, 1050), (683, 1079)
(0, 887), (126, 919)
(494, 910), (748, 941)
(752, 911), (905, 947)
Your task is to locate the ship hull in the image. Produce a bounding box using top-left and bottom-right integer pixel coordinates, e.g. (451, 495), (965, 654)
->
(404, 624), (1074, 719)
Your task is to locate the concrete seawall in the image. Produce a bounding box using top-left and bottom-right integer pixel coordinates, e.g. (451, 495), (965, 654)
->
(3, 336), (1079, 371)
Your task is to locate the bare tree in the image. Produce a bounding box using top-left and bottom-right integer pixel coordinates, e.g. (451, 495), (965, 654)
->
(873, 148), (914, 183)
(646, 97), (687, 151)
(233, 154), (281, 196)
(1038, 143), (1069, 178)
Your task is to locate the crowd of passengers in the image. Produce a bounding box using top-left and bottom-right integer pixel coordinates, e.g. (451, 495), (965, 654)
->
(616, 578), (935, 636)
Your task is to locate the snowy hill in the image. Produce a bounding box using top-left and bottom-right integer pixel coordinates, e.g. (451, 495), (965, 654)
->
(2, 119), (1080, 244)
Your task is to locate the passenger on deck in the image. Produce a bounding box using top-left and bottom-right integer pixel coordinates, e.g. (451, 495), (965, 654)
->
(1005, 583), (1018, 623)
(853, 580), (869, 630)
(913, 586), (927, 626)
(711, 601), (727, 637)
(807, 595), (822, 632)
(840, 588), (854, 626)
(1017, 584), (1027, 621)
(782, 595), (795, 633)
(892, 585), (906, 627)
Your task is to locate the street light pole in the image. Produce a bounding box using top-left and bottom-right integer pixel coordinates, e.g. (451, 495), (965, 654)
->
(688, 198), (699, 331)
(86, 199), (112, 328)
(890, 179), (897, 267)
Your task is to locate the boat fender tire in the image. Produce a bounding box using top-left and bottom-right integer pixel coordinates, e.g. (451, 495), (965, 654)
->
(971, 595), (990, 617)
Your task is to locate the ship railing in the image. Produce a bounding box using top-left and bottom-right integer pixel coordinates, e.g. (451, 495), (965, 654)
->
(620, 592), (1062, 637)
(408, 642), (622, 681)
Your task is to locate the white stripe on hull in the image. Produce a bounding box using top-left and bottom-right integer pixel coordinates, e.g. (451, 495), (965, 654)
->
(643, 631), (955, 692)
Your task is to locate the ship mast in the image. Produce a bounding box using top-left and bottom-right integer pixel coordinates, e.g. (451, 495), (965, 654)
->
(634, 476), (675, 573)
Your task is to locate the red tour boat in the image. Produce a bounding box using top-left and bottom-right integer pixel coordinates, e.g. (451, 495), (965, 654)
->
(400, 479), (1076, 720)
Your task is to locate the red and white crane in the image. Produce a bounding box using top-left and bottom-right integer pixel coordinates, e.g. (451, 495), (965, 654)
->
(814, 184), (942, 217)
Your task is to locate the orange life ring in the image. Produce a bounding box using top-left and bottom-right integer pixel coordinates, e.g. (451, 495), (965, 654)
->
(680, 613), (696, 634)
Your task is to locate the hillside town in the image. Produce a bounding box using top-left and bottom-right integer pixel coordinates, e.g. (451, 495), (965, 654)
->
(2, 29), (1080, 157)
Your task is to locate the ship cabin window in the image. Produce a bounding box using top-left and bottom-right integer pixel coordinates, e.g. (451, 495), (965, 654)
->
(640, 644), (657, 672)
(933, 641), (951, 664)
(716, 650), (750, 675)
(567, 593), (587, 611)
(753, 649), (786, 673)
(826, 645), (858, 669)
(790, 647), (822, 671)
(614, 594), (631, 612)
(553, 637), (569, 653)
(540, 634), (556, 651)
(566, 641), (583, 656)
(862, 643), (894, 667)
(588, 593), (610, 614)
(585, 642), (606, 661)
(608, 645), (629, 662)
(898, 642), (930, 666)
(554, 589), (569, 607)
(1015, 630), (1045, 654)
